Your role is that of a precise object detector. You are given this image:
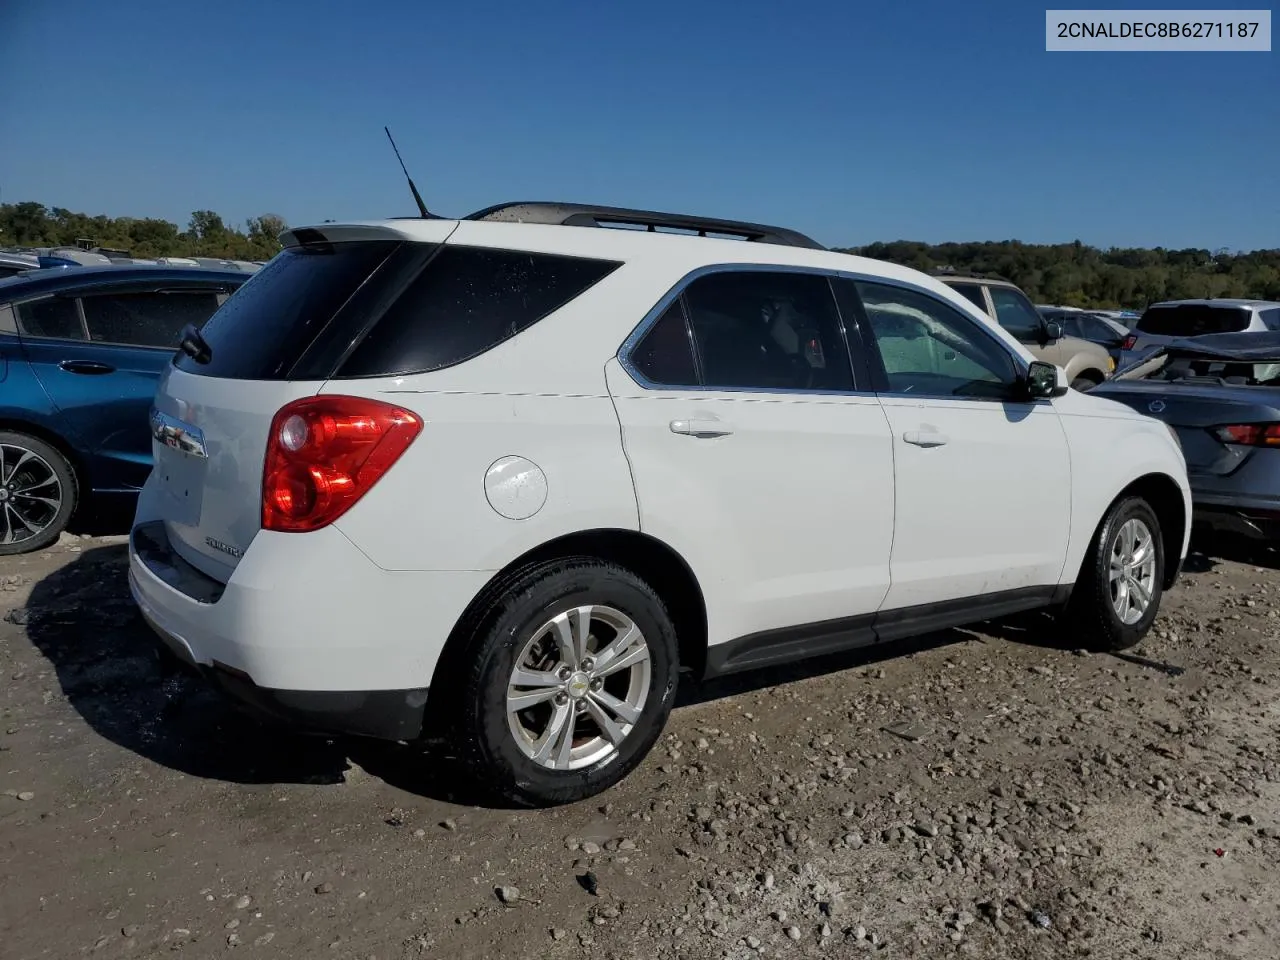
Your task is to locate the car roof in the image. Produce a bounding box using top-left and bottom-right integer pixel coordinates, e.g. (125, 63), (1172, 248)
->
(282, 216), (947, 289)
(0, 264), (253, 301)
(1145, 298), (1280, 310)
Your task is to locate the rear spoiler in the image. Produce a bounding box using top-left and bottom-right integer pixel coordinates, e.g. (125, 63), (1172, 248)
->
(279, 220), (459, 248)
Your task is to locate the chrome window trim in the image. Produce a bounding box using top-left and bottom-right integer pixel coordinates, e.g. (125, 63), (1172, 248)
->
(616, 263), (1034, 403)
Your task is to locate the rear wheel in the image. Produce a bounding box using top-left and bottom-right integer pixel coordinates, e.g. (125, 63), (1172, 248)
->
(452, 558), (679, 807)
(1063, 496), (1164, 651)
(0, 431), (77, 556)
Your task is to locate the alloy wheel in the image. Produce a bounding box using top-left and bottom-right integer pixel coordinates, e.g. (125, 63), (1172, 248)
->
(0, 442), (63, 545)
(505, 604), (652, 771)
(1109, 517), (1157, 625)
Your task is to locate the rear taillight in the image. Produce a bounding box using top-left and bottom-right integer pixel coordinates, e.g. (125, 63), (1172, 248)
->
(262, 396), (422, 532)
(1213, 423), (1280, 447)
(1121, 334), (1138, 351)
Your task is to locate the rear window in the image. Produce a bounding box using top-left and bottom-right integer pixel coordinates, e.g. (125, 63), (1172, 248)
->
(176, 240), (621, 380)
(175, 240), (401, 379)
(1137, 304), (1251, 336)
(336, 246), (621, 378)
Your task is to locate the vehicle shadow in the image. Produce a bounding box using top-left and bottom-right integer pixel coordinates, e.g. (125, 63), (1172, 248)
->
(20, 544), (984, 807)
(29, 543), (1189, 809)
(1191, 531), (1280, 570)
(22, 543), (353, 788)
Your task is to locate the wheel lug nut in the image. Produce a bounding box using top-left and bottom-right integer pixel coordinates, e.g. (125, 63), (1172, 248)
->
(590, 678), (603, 691)
(557, 666), (572, 680)
(581, 658), (594, 671)
(555, 692), (568, 705)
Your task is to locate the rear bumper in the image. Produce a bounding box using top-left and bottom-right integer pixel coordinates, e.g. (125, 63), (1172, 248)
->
(1190, 485), (1280, 542)
(128, 515), (492, 741)
(1193, 505), (1280, 542)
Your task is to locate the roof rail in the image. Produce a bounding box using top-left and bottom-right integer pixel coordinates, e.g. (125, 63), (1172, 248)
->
(465, 202), (825, 250)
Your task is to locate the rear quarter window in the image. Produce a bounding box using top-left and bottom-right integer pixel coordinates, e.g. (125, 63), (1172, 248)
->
(336, 246), (622, 378)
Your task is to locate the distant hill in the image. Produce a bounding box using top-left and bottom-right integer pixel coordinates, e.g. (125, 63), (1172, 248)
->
(838, 240), (1280, 309)
(0, 202), (286, 262)
(4, 202), (1277, 309)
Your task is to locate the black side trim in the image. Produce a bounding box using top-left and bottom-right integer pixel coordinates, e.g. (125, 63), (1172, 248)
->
(874, 584), (1062, 643)
(132, 520), (225, 604)
(706, 613), (876, 676)
(705, 584), (1069, 679)
(208, 664), (428, 741)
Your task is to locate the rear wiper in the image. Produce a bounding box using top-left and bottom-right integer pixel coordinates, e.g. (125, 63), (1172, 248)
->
(178, 323), (212, 364)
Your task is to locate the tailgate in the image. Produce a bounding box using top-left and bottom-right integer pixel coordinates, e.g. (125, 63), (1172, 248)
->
(150, 366), (320, 581)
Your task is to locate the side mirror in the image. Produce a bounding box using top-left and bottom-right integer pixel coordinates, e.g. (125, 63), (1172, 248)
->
(1025, 360), (1067, 399)
(1043, 319), (1063, 341)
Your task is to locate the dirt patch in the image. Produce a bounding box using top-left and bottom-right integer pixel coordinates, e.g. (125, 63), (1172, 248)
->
(1, 537), (1277, 959)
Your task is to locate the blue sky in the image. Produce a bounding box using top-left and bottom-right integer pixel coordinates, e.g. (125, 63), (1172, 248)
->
(0, 1), (1275, 250)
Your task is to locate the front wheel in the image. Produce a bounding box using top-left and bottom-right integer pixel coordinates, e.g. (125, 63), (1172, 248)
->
(1070, 374), (1102, 392)
(452, 558), (680, 807)
(1063, 496), (1164, 651)
(0, 431), (77, 556)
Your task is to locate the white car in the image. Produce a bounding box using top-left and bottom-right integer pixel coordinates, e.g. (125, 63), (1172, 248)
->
(128, 202), (1191, 806)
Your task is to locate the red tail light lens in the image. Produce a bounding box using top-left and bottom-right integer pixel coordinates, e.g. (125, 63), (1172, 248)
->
(262, 396), (422, 532)
(1213, 423), (1280, 447)
(1121, 334), (1137, 351)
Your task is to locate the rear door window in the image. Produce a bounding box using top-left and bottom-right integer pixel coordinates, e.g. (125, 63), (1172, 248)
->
(681, 271), (854, 391)
(15, 297), (86, 341)
(82, 290), (225, 349)
(1136, 304), (1252, 336)
(337, 247), (622, 378)
(629, 300), (698, 386)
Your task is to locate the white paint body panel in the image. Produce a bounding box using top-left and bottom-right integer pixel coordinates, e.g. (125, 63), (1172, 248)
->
(128, 215), (1192, 698)
(605, 358), (895, 647)
(877, 397), (1072, 608)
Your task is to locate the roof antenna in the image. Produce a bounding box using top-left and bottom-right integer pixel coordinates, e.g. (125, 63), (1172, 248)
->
(384, 126), (431, 219)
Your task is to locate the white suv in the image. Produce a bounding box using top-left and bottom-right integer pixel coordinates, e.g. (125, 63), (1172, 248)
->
(128, 202), (1191, 806)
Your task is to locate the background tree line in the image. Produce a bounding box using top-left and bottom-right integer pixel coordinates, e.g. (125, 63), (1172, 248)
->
(838, 240), (1280, 309)
(3, 202), (1277, 309)
(0, 202), (286, 261)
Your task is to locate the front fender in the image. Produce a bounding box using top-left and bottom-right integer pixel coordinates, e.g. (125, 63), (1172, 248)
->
(1057, 406), (1192, 586)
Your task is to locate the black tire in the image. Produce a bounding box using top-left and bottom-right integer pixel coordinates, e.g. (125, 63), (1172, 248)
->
(1070, 374), (1102, 392)
(1063, 496), (1164, 652)
(0, 430), (77, 557)
(451, 557), (679, 807)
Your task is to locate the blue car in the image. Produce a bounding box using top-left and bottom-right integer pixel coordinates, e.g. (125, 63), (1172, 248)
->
(0, 265), (253, 554)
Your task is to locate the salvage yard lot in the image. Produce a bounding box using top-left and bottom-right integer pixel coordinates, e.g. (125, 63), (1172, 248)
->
(1, 536), (1278, 960)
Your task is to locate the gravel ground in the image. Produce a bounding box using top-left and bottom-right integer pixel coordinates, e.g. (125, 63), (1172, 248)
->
(1, 533), (1278, 960)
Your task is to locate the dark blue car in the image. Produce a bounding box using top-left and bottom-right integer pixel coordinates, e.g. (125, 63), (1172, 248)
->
(0, 265), (253, 554)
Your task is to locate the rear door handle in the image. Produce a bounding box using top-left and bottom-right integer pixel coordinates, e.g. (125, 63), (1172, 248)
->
(670, 418), (734, 438)
(59, 360), (116, 375)
(903, 429), (949, 447)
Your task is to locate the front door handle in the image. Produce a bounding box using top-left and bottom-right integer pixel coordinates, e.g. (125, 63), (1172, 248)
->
(59, 360), (116, 375)
(903, 429), (949, 447)
(670, 418), (734, 438)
